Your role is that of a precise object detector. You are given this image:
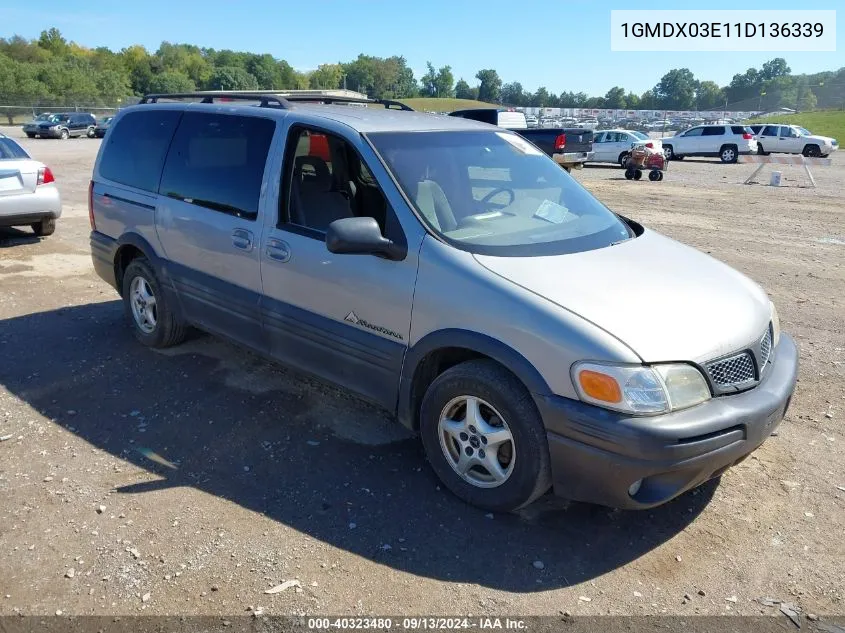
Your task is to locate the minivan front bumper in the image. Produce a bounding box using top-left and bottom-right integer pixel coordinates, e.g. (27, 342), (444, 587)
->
(536, 333), (798, 509)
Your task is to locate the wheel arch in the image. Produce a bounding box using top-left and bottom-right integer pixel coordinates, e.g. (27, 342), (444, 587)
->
(114, 233), (164, 294)
(397, 329), (552, 431)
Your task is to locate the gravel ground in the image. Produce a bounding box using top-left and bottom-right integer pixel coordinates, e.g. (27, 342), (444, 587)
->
(0, 127), (843, 620)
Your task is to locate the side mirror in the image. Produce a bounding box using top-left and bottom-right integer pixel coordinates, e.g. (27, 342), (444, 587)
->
(326, 217), (406, 261)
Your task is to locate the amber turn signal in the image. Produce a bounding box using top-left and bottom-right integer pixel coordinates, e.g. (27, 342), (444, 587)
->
(578, 369), (622, 404)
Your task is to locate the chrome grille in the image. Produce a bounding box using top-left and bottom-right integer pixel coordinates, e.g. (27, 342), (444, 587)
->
(706, 352), (755, 388)
(760, 327), (772, 367)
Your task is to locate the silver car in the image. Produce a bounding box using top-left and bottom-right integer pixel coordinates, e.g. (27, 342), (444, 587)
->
(0, 133), (62, 236)
(89, 93), (798, 512)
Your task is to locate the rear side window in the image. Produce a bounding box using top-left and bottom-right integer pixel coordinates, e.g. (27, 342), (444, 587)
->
(99, 110), (181, 192)
(731, 125), (749, 135)
(158, 112), (275, 220)
(762, 125), (780, 136)
(702, 126), (725, 136)
(0, 137), (29, 159)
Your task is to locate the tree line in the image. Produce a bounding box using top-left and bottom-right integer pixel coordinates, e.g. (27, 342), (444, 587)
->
(1, 28), (843, 122)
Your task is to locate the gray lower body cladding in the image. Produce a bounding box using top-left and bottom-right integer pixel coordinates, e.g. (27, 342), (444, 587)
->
(537, 334), (798, 509)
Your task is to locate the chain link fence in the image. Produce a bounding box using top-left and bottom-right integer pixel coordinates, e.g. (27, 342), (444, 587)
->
(0, 104), (128, 126)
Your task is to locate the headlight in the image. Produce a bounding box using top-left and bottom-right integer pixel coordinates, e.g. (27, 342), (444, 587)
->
(572, 362), (711, 416)
(770, 301), (780, 346)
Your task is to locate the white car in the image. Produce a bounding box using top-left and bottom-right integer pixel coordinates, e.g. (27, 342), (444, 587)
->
(754, 124), (838, 157)
(591, 130), (663, 167)
(662, 124), (758, 163)
(0, 132), (62, 236)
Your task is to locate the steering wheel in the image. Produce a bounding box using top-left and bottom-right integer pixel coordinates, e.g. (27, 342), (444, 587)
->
(479, 187), (515, 208)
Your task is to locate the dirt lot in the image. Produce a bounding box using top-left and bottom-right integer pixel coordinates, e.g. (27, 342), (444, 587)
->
(1, 127), (843, 620)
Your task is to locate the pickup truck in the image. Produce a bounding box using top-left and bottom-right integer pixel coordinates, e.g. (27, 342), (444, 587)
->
(515, 127), (594, 172)
(447, 108), (593, 171)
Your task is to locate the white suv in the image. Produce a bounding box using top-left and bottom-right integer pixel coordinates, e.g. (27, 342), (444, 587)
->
(663, 124), (758, 163)
(754, 124), (838, 157)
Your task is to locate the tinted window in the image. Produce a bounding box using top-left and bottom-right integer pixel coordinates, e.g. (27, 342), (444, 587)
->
(592, 132), (604, 142)
(683, 127), (703, 137)
(702, 126), (725, 136)
(159, 112), (274, 220)
(450, 110), (496, 125)
(731, 126), (748, 134)
(369, 130), (632, 256)
(0, 137), (29, 159)
(762, 125), (779, 136)
(99, 110), (181, 192)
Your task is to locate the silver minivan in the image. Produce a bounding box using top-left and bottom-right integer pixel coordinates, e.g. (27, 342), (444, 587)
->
(89, 93), (798, 512)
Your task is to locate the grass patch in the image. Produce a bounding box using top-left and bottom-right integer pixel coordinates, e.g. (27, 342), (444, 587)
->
(746, 110), (844, 141)
(399, 97), (497, 112)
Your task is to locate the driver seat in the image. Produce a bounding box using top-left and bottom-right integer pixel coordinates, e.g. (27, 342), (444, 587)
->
(414, 179), (457, 232)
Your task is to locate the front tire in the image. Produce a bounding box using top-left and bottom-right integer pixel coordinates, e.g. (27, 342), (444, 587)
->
(419, 359), (552, 512)
(86, 126), (96, 138)
(31, 218), (56, 236)
(802, 144), (821, 158)
(663, 145), (674, 160)
(619, 152), (630, 168)
(122, 258), (187, 348)
(26, 132), (35, 139)
(59, 129), (69, 140)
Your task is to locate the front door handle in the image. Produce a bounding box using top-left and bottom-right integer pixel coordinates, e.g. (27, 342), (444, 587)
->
(266, 238), (291, 262)
(232, 228), (253, 251)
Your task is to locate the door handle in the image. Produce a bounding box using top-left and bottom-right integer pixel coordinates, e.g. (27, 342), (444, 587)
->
(232, 228), (253, 251)
(266, 238), (291, 262)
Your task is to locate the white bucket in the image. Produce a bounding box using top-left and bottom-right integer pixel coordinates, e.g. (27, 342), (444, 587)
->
(770, 171), (783, 186)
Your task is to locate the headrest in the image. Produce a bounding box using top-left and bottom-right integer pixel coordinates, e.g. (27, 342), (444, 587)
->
(295, 156), (332, 192)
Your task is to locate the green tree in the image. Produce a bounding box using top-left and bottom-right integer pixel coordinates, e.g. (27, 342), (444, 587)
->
(206, 66), (258, 90)
(121, 45), (154, 95)
(245, 53), (281, 88)
(455, 78), (475, 100)
(625, 92), (640, 109)
(309, 63), (343, 89)
(501, 82), (524, 106)
(475, 69), (501, 103)
(531, 86), (550, 107)
(760, 58), (791, 81)
(421, 62), (437, 97)
(37, 28), (68, 57)
(433, 65), (454, 98)
(696, 81), (724, 110)
(148, 70), (196, 94)
(278, 60), (308, 89)
(604, 86), (626, 109)
(654, 68), (698, 109)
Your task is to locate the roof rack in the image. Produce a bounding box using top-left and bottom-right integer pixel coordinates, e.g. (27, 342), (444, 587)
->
(139, 92), (290, 107)
(138, 91), (415, 111)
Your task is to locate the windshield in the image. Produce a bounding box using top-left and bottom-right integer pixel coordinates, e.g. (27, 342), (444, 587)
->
(34, 114), (52, 121)
(0, 137), (30, 160)
(630, 131), (649, 140)
(368, 130), (633, 256)
(47, 114), (69, 123)
(797, 127), (812, 136)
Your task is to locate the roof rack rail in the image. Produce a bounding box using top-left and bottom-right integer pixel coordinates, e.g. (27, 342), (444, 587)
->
(138, 91), (416, 112)
(139, 92), (290, 108)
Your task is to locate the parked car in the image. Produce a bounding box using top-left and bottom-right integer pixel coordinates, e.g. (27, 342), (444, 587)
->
(448, 108), (593, 171)
(754, 124), (838, 157)
(591, 130), (663, 167)
(89, 92), (797, 512)
(0, 132), (61, 236)
(662, 124), (758, 163)
(516, 126), (594, 171)
(448, 108), (527, 129)
(94, 116), (114, 138)
(524, 114), (539, 128)
(22, 113), (54, 138)
(31, 112), (97, 139)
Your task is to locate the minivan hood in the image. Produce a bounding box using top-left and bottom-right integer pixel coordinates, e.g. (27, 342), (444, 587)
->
(474, 229), (771, 363)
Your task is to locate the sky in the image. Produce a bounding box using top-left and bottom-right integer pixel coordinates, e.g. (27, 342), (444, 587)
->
(0, 0), (841, 97)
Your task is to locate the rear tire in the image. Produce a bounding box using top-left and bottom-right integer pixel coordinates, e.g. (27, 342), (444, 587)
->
(648, 170), (660, 181)
(122, 258), (187, 349)
(633, 169), (643, 180)
(624, 167), (635, 180)
(31, 218), (56, 236)
(720, 145), (738, 163)
(419, 359), (552, 513)
(802, 144), (821, 158)
(86, 126), (96, 138)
